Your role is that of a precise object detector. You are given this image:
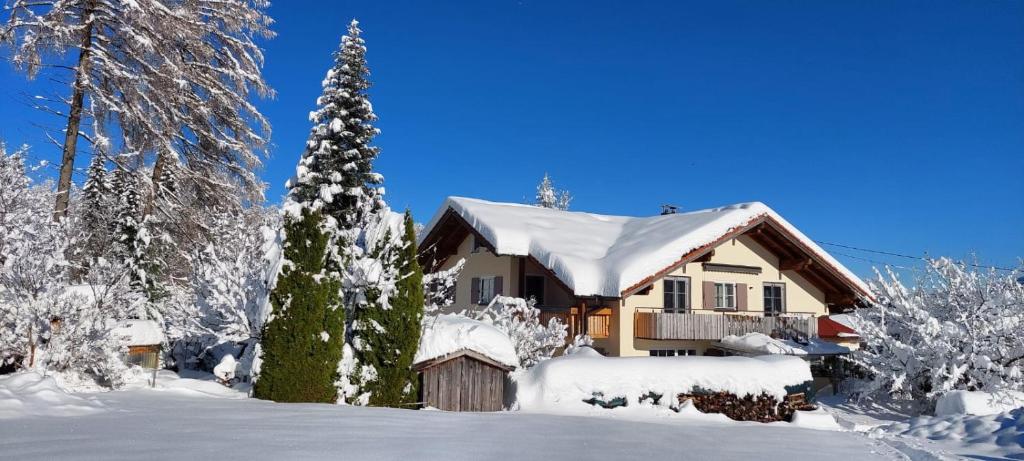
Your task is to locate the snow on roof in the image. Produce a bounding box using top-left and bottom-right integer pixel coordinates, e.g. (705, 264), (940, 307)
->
(719, 332), (850, 357)
(514, 352), (811, 411)
(111, 320), (165, 346)
(414, 314), (518, 368)
(422, 197), (869, 298)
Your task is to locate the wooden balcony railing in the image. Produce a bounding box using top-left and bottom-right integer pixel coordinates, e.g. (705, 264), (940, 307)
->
(540, 308), (611, 341)
(634, 308), (818, 341)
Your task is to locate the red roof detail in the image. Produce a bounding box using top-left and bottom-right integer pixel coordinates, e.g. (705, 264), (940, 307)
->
(818, 316), (859, 339)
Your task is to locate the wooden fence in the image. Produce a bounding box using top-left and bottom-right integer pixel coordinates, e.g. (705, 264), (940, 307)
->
(634, 309), (817, 341)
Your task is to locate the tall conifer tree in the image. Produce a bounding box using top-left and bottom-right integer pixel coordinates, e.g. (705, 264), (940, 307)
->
(253, 209), (345, 403)
(356, 211), (424, 406)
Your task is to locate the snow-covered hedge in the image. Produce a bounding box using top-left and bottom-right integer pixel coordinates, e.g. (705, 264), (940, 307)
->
(514, 349), (811, 412)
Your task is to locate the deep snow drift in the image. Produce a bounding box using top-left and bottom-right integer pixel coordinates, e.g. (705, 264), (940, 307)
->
(0, 371), (898, 461)
(0, 372), (103, 418)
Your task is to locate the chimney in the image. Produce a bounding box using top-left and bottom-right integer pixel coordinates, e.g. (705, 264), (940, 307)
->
(660, 204), (679, 215)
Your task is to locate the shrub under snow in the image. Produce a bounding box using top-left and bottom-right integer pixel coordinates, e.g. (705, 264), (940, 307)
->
(848, 258), (1024, 408)
(474, 296), (567, 368)
(514, 350), (812, 412)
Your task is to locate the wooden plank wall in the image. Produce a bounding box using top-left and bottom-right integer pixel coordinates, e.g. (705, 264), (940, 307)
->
(421, 356), (506, 411)
(634, 312), (818, 340)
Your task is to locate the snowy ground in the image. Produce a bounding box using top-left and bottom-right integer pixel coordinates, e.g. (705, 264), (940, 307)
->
(0, 371), (905, 460)
(820, 394), (1024, 461)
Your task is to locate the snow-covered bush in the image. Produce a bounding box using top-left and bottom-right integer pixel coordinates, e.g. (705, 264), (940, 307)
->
(0, 145), (128, 387)
(847, 258), (1024, 408)
(475, 296), (567, 368)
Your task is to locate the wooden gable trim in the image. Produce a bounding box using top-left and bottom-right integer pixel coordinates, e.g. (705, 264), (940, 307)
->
(621, 218), (765, 298)
(413, 348), (516, 372)
(621, 214), (870, 301)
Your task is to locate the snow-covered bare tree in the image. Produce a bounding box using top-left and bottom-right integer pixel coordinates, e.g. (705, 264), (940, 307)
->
(423, 258), (465, 313)
(476, 296), (567, 368)
(848, 258), (1024, 408)
(535, 173), (571, 210)
(0, 143), (128, 387)
(0, 0), (274, 218)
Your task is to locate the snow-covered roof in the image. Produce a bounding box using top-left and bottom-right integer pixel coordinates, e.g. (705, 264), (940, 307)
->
(422, 197), (869, 298)
(718, 332), (850, 357)
(414, 314), (518, 368)
(111, 320), (165, 346)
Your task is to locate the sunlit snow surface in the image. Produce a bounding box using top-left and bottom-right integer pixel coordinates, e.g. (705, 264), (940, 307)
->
(0, 371), (901, 460)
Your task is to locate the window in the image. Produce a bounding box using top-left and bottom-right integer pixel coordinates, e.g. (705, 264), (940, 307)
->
(714, 282), (736, 310)
(525, 275), (545, 305)
(763, 283), (785, 317)
(649, 349), (698, 357)
(477, 276), (496, 305)
(663, 276), (690, 313)
(472, 235), (486, 253)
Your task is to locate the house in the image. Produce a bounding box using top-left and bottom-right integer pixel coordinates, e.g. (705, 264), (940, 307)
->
(418, 197), (870, 357)
(414, 314), (518, 411)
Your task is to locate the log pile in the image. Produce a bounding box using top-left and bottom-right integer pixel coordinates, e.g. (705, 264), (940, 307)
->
(676, 391), (814, 422)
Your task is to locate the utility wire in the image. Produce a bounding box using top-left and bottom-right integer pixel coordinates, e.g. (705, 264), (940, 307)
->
(816, 241), (1017, 272)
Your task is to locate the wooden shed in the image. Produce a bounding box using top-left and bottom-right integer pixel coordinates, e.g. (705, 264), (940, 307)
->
(112, 319), (165, 369)
(414, 349), (514, 412)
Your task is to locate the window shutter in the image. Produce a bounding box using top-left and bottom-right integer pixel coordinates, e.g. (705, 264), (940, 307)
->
(737, 283), (748, 311)
(495, 276), (504, 296)
(702, 282), (715, 309)
(471, 277), (480, 304)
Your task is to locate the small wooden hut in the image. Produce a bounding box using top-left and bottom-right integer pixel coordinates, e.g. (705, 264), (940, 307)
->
(112, 319), (165, 369)
(415, 349), (514, 412)
(414, 314), (519, 412)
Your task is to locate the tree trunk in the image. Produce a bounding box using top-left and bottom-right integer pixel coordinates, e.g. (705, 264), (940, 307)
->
(144, 151), (168, 218)
(53, 2), (97, 220)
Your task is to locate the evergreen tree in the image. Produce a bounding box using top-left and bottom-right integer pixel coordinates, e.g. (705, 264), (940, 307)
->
(289, 19), (383, 232)
(77, 153), (113, 261)
(354, 211), (424, 407)
(535, 173), (571, 210)
(253, 209), (345, 403)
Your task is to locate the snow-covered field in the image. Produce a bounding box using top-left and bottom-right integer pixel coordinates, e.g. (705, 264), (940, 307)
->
(0, 371), (905, 460)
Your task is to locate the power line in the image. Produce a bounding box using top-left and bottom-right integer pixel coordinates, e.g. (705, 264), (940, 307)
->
(816, 240), (1017, 272)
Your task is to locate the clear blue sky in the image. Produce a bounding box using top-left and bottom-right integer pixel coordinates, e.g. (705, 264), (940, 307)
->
(1, 1), (1021, 278)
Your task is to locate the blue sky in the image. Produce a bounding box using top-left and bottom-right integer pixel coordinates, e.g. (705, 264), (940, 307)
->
(1, 1), (1022, 278)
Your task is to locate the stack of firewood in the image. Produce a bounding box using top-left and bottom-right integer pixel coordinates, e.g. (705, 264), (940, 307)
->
(676, 391), (815, 422)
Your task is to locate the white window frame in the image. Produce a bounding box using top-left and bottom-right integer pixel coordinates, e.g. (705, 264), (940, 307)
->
(477, 276), (496, 305)
(714, 282), (737, 310)
(763, 282), (786, 316)
(663, 276), (690, 314)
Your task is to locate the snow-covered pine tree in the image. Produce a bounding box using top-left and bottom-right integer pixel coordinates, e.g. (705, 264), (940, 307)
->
(289, 19), (384, 233)
(535, 173), (572, 210)
(109, 168), (163, 308)
(76, 153), (114, 263)
(253, 208), (345, 403)
(352, 211), (424, 407)
(1, 0), (274, 218)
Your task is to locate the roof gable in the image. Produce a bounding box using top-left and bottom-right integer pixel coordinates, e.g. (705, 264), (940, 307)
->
(419, 197), (869, 300)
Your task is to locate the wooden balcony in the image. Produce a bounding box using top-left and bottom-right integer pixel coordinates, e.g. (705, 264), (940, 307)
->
(540, 307), (611, 340)
(634, 309), (818, 341)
